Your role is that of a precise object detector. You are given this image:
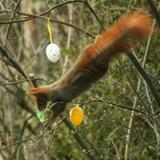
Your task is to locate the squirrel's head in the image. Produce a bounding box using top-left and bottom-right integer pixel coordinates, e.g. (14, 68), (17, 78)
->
(28, 86), (66, 124)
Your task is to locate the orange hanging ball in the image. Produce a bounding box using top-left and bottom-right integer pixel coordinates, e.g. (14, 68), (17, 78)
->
(69, 105), (84, 126)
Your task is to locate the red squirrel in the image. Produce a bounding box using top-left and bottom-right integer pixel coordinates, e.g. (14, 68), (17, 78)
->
(28, 11), (152, 123)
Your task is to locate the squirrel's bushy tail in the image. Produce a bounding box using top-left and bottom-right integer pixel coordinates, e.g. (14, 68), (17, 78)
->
(83, 11), (152, 65)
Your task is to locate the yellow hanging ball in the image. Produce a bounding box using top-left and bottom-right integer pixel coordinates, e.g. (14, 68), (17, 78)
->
(69, 105), (84, 126)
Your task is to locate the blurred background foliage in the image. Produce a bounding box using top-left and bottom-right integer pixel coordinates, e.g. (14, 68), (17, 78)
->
(0, 0), (160, 159)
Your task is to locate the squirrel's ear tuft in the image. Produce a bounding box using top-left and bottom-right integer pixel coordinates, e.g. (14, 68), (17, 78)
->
(27, 86), (49, 111)
(28, 86), (49, 96)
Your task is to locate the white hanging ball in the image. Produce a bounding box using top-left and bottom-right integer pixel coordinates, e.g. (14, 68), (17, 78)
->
(46, 43), (61, 63)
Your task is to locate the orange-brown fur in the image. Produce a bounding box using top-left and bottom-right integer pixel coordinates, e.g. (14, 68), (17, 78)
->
(79, 11), (151, 67)
(28, 11), (152, 123)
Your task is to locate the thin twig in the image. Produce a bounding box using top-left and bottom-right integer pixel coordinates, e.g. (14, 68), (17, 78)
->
(146, 0), (160, 27)
(40, 0), (105, 31)
(64, 119), (97, 160)
(0, 137), (33, 152)
(0, 77), (46, 86)
(0, 10), (95, 39)
(77, 99), (155, 117)
(3, 0), (21, 46)
(0, 115), (65, 152)
(124, 8), (159, 159)
(38, 115), (67, 159)
(84, 0), (105, 31)
(127, 78), (150, 110)
(127, 51), (160, 107)
(40, 0), (86, 15)
(112, 140), (121, 160)
(0, 44), (34, 87)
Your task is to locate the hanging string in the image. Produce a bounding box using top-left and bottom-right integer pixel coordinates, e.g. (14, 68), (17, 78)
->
(47, 18), (53, 43)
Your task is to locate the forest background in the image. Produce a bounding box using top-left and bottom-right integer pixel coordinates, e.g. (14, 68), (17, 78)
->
(0, 0), (160, 160)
